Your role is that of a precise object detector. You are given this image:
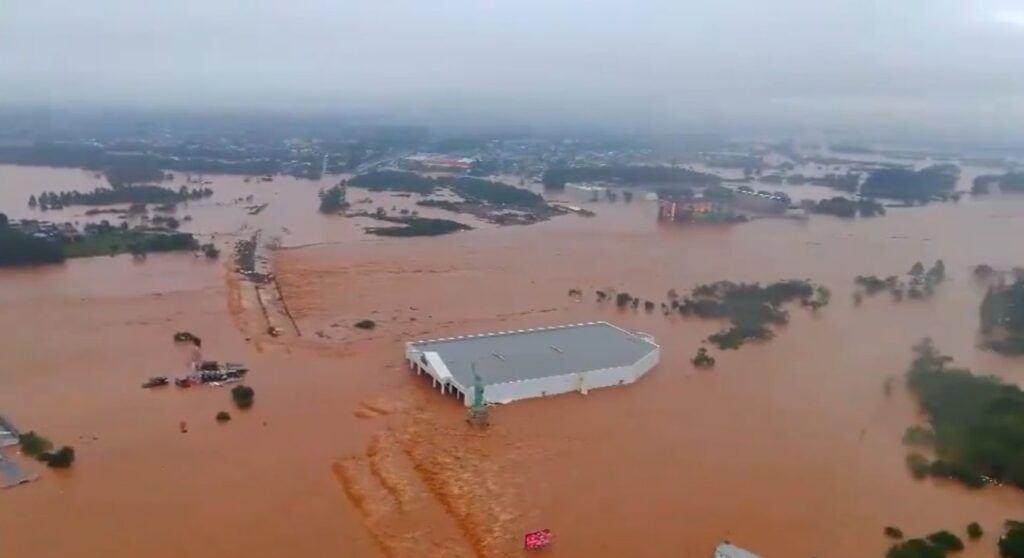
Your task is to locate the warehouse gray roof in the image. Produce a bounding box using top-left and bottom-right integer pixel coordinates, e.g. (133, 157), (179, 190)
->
(408, 322), (658, 388)
(714, 542), (761, 558)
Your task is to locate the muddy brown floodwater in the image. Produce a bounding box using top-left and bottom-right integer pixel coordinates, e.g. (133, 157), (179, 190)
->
(2, 164), (1024, 558)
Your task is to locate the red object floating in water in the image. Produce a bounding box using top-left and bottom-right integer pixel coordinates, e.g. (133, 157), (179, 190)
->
(524, 529), (552, 550)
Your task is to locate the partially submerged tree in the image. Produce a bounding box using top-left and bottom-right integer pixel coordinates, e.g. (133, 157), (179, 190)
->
(40, 446), (75, 468)
(925, 530), (964, 552)
(1000, 521), (1024, 557)
(231, 385), (255, 410)
(886, 538), (945, 558)
(885, 526), (905, 539)
(691, 347), (716, 368)
(967, 522), (983, 540)
(18, 431), (53, 457)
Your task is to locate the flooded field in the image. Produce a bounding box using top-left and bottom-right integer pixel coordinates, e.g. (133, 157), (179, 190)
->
(3, 164), (1024, 557)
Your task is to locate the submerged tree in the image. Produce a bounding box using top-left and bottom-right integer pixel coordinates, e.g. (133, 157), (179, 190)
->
(1000, 522), (1024, 558)
(40, 446), (75, 468)
(231, 385), (255, 410)
(318, 185), (348, 214)
(967, 522), (983, 540)
(691, 347), (716, 368)
(885, 526), (905, 539)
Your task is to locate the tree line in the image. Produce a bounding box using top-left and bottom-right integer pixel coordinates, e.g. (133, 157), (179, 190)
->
(348, 171), (545, 208)
(861, 164), (959, 202)
(29, 185), (213, 210)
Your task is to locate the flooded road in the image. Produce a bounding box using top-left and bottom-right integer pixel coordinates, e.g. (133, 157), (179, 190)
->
(2, 164), (1024, 557)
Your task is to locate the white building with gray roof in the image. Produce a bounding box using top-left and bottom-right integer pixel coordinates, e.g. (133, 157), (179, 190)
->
(405, 321), (659, 406)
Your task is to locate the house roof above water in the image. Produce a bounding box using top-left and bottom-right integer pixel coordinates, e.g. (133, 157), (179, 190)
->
(407, 321), (658, 389)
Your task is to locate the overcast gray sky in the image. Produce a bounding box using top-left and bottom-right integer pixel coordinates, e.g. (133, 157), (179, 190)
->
(2, 0), (1024, 138)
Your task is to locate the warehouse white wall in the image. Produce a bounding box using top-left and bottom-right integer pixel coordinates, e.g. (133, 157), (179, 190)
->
(482, 347), (660, 405)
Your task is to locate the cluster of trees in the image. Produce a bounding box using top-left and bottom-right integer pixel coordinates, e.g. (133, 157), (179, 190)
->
(445, 176), (545, 208)
(318, 184), (348, 214)
(885, 532), (963, 558)
(365, 217), (472, 237)
(1002, 521), (1024, 557)
(349, 171), (546, 209)
(0, 214), (66, 266)
(62, 229), (199, 259)
(29, 185), (212, 209)
(591, 289), (656, 311)
(674, 280), (825, 349)
(855, 261), (946, 302)
(972, 172), (1024, 195)
(808, 196), (886, 218)
(103, 163), (169, 188)
(541, 165), (721, 190)
(349, 170), (436, 194)
(980, 278), (1024, 354)
(150, 215), (180, 230)
(200, 243), (220, 259)
(19, 431), (75, 468)
(903, 339), (1024, 490)
(861, 165), (959, 202)
(883, 521), (1018, 558)
(1004, 173), (1024, 193)
(416, 199), (461, 212)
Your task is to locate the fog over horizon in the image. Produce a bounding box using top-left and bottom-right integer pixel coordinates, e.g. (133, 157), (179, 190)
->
(3, 0), (1024, 142)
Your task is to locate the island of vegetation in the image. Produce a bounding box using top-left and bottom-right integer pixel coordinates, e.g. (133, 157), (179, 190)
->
(860, 165), (959, 203)
(364, 216), (472, 237)
(807, 196), (886, 218)
(971, 172), (1024, 195)
(19, 430), (75, 468)
(980, 278), (1024, 354)
(541, 165), (721, 190)
(30, 184), (213, 210)
(350, 171), (545, 205)
(0, 214), (203, 267)
(675, 280), (830, 349)
(855, 260), (945, 302)
(349, 170), (437, 194)
(318, 183), (349, 214)
(902, 339), (1024, 489)
(345, 171), (558, 225)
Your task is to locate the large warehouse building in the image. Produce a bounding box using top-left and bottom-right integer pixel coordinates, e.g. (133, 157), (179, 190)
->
(405, 321), (659, 406)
